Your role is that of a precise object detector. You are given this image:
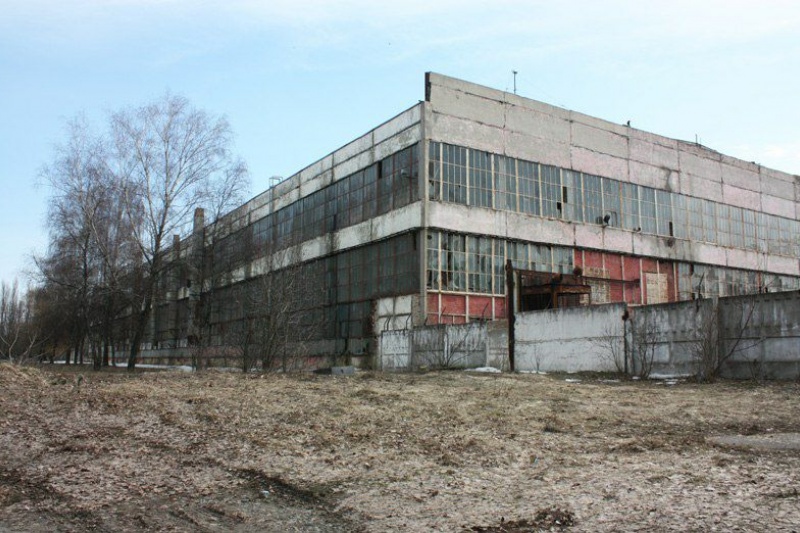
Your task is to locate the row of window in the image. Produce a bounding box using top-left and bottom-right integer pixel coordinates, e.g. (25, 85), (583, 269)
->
(426, 230), (574, 295)
(264, 143), (419, 249)
(426, 229), (800, 299)
(164, 232), (420, 343)
(205, 144), (420, 276)
(429, 142), (800, 258)
(677, 263), (800, 300)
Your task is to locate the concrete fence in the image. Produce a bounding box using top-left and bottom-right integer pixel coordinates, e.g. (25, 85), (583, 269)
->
(380, 322), (488, 370)
(515, 303), (627, 373)
(379, 290), (800, 379)
(630, 291), (800, 379)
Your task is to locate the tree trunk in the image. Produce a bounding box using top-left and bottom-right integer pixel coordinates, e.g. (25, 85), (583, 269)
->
(92, 339), (101, 370)
(128, 302), (151, 370)
(103, 339), (110, 367)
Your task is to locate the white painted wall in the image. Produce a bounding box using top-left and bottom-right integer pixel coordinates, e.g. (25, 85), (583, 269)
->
(515, 304), (627, 373)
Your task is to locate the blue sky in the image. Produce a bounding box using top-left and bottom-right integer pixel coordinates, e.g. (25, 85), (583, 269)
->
(2, 0), (799, 286)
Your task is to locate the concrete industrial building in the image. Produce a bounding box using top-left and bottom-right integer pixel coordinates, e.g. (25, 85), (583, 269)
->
(145, 73), (800, 365)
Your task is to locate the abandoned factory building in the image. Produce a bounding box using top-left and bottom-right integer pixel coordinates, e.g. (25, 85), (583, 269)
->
(147, 73), (800, 364)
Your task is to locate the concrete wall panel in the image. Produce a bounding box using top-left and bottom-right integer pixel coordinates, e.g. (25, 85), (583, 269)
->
(571, 122), (629, 160)
(722, 163), (761, 193)
(299, 170), (333, 198)
(571, 112), (630, 137)
(601, 228), (635, 256)
(570, 146), (629, 180)
(574, 224), (638, 257)
(333, 150), (373, 181)
(630, 136), (679, 170)
(428, 73), (505, 107)
(504, 130), (571, 169)
(430, 86), (506, 128)
(515, 303), (627, 373)
(429, 203), (575, 247)
(505, 105), (570, 144)
(691, 241), (728, 266)
(629, 160), (674, 190)
(369, 203), (421, 243)
(298, 155), (334, 188)
(766, 255), (800, 276)
(374, 105), (422, 145)
(682, 174), (724, 202)
(334, 133), (374, 166)
(725, 248), (761, 272)
(761, 174), (795, 200)
(722, 184), (761, 210)
(680, 151), (722, 182)
(760, 194), (796, 219)
(429, 113), (504, 156)
(273, 186), (301, 212)
(374, 127), (420, 161)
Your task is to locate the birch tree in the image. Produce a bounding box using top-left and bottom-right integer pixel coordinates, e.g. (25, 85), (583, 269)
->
(37, 117), (112, 366)
(0, 281), (39, 364)
(111, 94), (248, 369)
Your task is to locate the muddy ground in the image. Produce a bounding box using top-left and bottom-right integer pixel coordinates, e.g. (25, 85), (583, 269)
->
(1, 363), (799, 532)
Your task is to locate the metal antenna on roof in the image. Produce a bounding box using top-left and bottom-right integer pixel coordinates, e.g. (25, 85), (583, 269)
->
(512, 70), (518, 95)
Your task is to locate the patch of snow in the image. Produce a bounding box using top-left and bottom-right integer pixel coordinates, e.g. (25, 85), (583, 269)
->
(649, 373), (692, 380)
(564, 378), (582, 383)
(466, 367), (502, 373)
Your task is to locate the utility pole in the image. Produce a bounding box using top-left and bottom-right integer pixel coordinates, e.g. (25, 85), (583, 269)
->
(512, 70), (518, 95)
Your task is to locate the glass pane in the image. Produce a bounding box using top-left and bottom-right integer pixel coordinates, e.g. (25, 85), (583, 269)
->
(640, 186), (657, 234)
(518, 161), (540, 216)
(583, 173), (603, 225)
(602, 178), (620, 227)
(468, 149), (493, 208)
(540, 165), (561, 218)
(561, 170), (583, 222)
(494, 155), (517, 211)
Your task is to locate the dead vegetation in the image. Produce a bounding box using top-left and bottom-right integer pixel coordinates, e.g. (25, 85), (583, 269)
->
(1, 364), (800, 532)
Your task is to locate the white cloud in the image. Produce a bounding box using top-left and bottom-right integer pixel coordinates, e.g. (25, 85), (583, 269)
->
(728, 141), (800, 175)
(5, 0), (800, 63)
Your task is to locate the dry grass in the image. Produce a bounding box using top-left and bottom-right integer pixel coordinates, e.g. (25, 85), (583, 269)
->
(1, 364), (800, 531)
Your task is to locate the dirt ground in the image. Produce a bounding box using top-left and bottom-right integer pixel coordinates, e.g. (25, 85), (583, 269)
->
(1, 363), (799, 532)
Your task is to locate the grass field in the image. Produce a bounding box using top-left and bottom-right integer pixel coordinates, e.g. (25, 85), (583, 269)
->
(1, 364), (799, 532)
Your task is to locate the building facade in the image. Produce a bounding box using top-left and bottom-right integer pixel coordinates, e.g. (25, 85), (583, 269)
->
(145, 73), (800, 365)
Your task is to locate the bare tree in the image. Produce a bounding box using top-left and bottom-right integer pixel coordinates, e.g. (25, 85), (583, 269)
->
(692, 296), (759, 383)
(111, 94), (248, 369)
(36, 117), (137, 369)
(226, 246), (323, 373)
(594, 321), (627, 374)
(414, 321), (484, 369)
(0, 281), (40, 364)
(630, 313), (657, 379)
(37, 117), (109, 367)
(35, 100), (248, 370)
